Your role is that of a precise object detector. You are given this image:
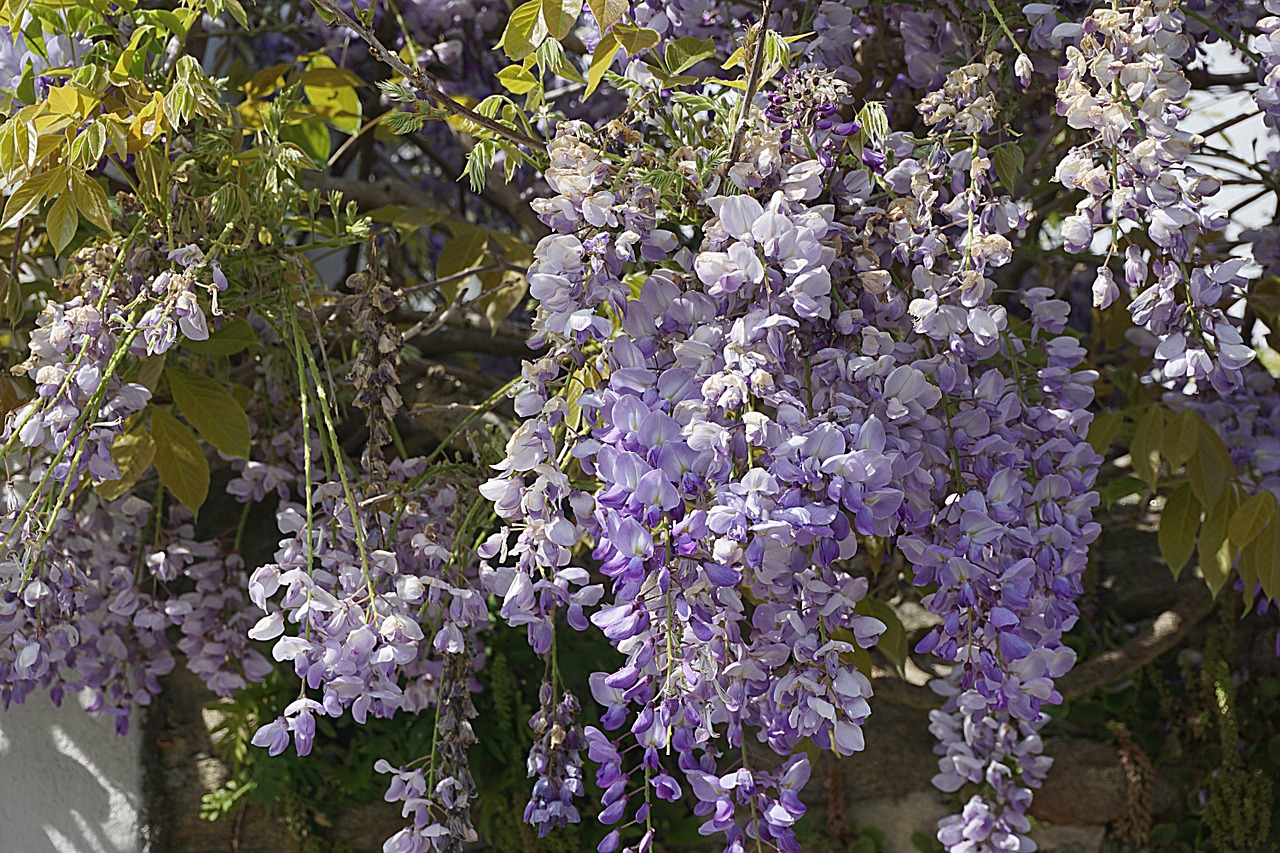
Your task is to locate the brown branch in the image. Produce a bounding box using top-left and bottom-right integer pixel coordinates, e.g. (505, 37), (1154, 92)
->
(304, 173), (442, 212)
(406, 322), (541, 358)
(726, 0), (774, 165)
(1057, 583), (1215, 698)
(873, 582), (1217, 709)
(1186, 70), (1258, 89)
(307, 0), (546, 152)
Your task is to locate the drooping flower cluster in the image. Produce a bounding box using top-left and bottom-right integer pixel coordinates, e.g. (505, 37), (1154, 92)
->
(8, 0), (1280, 851)
(1256, 1), (1280, 126)
(0, 481), (268, 733)
(248, 455), (486, 752)
(1054, 0), (1255, 392)
(4, 245), (152, 489)
(481, 120), (910, 850)
(478, 72), (1108, 849)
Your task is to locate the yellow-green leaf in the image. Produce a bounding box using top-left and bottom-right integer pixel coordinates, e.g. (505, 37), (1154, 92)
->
(97, 428), (156, 502)
(46, 191), (78, 256)
(1163, 409), (1198, 469)
(69, 121), (107, 170)
(46, 84), (97, 119)
(1086, 411), (1123, 455)
(613, 23), (660, 55)
(496, 64), (541, 95)
(281, 117), (332, 165)
(166, 367), (251, 459)
(243, 63), (292, 100)
(498, 0), (548, 61)
(70, 171), (112, 232)
(304, 56), (361, 135)
(297, 67), (365, 89)
(540, 0), (583, 40)
(585, 32), (620, 98)
(664, 36), (716, 74)
(586, 0), (626, 30)
(151, 407), (210, 513)
(1228, 490), (1278, 549)
(1159, 483), (1201, 580)
(1130, 405), (1163, 487)
(2, 168), (60, 228)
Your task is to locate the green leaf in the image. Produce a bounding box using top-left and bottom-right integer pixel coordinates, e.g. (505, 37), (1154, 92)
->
(367, 205), (447, 233)
(1086, 411), (1123, 455)
(304, 56), (361, 135)
(664, 36), (716, 74)
(0, 263), (20, 326)
(96, 428), (156, 502)
(585, 32), (620, 98)
(182, 317), (260, 356)
(222, 0), (250, 28)
(1101, 474), (1145, 508)
(1189, 417), (1232, 507)
(855, 597), (907, 674)
(1163, 409), (1198, 469)
(1130, 405), (1164, 487)
(498, 0), (548, 61)
(150, 407), (210, 513)
(70, 171), (112, 232)
(46, 191), (78, 256)
(166, 367), (251, 459)
(540, 0), (583, 40)
(480, 272), (529, 331)
(1159, 484), (1201, 579)
(1240, 518), (1280, 605)
(992, 142), (1025, 192)
(586, 0), (626, 30)
(612, 24), (660, 55)
(136, 354), (167, 391)
(437, 222), (490, 286)
(1199, 489), (1239, 598)
(1228, 490), (1278, 549)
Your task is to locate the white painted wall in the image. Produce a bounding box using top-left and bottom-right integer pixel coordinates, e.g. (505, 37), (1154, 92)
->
(0, 691), (143, 853)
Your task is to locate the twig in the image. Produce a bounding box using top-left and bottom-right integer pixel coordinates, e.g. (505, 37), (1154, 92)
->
(1057, 583), (1215, 698)
(307, 0), (546, 152)
(1199, 109), (1262, 142)
(726, 0), (774, 165)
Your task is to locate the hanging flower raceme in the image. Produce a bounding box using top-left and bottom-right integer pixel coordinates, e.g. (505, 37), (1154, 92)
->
(1054, 0), (1254, 392)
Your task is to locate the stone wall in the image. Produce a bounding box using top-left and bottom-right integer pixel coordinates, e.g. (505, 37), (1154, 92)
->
(0, 691), (144, 853)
